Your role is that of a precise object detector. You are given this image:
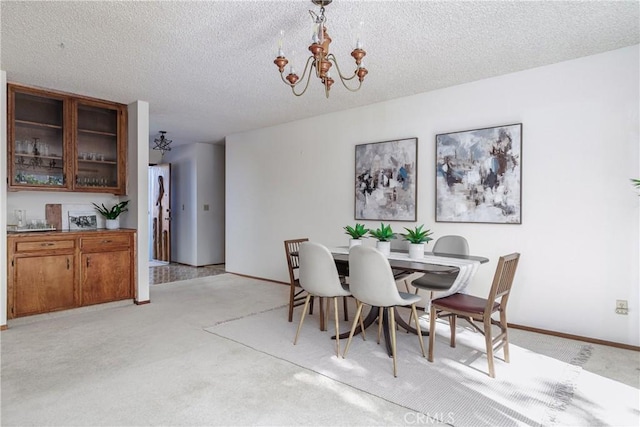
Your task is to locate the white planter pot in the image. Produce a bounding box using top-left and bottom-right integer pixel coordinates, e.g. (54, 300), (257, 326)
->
(376, 240), (391, 257)
(105, 218), (120, 230)
(349, 238), (363, 248)
(409, 243), (425, 259)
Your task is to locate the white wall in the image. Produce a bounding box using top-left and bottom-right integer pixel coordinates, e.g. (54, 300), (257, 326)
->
(226, 46), (640, 346)
(195, 143), (225, 265)
(125, 100), (150, 303)
(165, 142), (225, 266)
(165, 144), (198, 265)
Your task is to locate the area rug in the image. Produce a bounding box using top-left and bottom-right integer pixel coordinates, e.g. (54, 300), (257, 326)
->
(204, 306), (588, 426)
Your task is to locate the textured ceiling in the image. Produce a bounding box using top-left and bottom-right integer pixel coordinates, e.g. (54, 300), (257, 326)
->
(1, 1), (639, 148)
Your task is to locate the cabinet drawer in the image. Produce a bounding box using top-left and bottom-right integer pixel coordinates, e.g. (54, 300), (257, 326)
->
(15, 239), (75, 253)
(81, 234), (131, 251)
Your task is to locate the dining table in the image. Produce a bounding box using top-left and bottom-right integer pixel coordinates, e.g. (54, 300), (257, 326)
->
(329, 246), (489, 356)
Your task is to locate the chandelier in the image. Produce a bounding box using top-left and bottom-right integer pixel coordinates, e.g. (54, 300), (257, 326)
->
(273, 0), (367, 98)
(153, 131), (172, 157)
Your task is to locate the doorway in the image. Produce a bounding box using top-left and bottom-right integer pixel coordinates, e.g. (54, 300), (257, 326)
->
(149, 164), (171, 264)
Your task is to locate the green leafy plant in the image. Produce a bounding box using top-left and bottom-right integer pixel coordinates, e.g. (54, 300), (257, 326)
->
(632, 178), (640, 189)
(401, 224), (434, 244)
(368, 223), (395, 242)
(344, 223), (369, 239)
(92, 200), (130, 219)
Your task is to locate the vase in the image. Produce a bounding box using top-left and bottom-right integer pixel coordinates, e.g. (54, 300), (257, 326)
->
(349, 238), (363, 248)
(376, 240), (391, 257)
(105, 218), (120, 230)
(409, 243), (425, 259)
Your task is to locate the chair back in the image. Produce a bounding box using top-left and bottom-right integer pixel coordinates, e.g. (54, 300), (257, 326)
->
(348, 245), (407, 307)
(298, 242), (346, 297)
(284, 238), (308, 284)
(485, 253), (521, 312)
(433, 235), (469, 255)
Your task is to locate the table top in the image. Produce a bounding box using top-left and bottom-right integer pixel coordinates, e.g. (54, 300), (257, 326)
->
(330, 247), (488, 274)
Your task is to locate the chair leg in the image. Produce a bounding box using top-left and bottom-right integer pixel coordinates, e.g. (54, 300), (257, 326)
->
(294, 294), (312, 344)
(319, 297), (325, 331)
(359, 309), (367, 341)
(450, 314), (457, 348)
(501, 310), (510, 363)
(333, 297), (341, 357)
(484, 316), (495, 378)
(343, 296), (349, 321)
(389, 306), (398, 377)
(288, 282), (296, 322)
(428, 304), (436, 362)
(377, 307), (384, 344)
(343, 301), (364, 358)
(410, 304), (426, 357)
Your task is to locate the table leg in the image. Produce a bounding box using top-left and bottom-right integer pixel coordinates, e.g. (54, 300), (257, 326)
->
(333, 305), (393, 357)
(333, 305), (378, 340)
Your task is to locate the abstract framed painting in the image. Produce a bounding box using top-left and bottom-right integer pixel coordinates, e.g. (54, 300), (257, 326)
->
(355, 137), (417, 221)
(436, 123), (522, 224)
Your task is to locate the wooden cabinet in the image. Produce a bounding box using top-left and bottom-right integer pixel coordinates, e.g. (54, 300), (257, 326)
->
(7, 230), (136, 319)
(13, 242), (76, 317)
(80, 234), (133, 305)
(7, 83), (127, 195)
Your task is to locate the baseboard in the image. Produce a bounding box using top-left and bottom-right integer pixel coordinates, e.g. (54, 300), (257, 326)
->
(134, 300), (151, 305)
(508, 323), (639, 352)
(228, 272), (288, 286)
(0, 324), (7, 331)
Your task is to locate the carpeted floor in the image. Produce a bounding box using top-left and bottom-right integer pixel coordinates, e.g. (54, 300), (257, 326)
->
(2, 273), (638, 426)
(205, 305), (589, 426)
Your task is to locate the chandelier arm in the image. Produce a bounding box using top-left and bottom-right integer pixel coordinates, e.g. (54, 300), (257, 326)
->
(290, 59), (315, 96)
(278, 55), (315, 87)
(326, 55), (363, 92)
(326, 54), (359, 82)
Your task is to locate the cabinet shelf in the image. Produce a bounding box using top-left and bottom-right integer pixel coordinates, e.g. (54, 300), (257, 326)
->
(78, 128), (117, 137)
(15, 119), (63, 130)
(77, 159), (117, 165)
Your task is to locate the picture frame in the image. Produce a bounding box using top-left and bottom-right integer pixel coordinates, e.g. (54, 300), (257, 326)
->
(355, 137), (417, 221)
(435, 123), (522, 224)
(68, 211), (98, 230)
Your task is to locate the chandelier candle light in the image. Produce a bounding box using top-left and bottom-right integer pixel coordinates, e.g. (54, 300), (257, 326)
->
(273, 0), (368, 98)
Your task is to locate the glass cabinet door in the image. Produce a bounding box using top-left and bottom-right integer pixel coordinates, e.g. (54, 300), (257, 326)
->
(75, 101), (122, 192)
(10, 89), (66, 188)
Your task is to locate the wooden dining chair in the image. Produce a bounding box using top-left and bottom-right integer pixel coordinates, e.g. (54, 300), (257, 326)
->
(428, 252), (521, 378)
(284, 238), (312, 322)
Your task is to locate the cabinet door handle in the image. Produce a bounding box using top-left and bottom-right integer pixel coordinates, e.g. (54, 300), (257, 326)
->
(86, 257), (90, 268)
(67, 258), (70, 270)
(40, 242), (54, 247)
(102, 239), (112, 244)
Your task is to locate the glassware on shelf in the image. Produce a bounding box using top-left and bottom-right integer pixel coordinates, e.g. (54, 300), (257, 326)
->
(32, 138), (40, 156)
(14, 210), (25, 227)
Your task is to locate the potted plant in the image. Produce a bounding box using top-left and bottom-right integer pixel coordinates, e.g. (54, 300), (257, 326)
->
(344, 223), (369, 247)
(368, 223), (395, 256)
(92, 200), (129, 230)
(401, 224), (434, 259)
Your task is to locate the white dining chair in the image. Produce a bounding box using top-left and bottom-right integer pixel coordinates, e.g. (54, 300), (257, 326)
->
(294, 241), (352, 357)
(343, 245), (426, 377)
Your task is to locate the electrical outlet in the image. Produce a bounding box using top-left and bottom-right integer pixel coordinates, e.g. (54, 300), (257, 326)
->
(615, 300), (628, 315)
